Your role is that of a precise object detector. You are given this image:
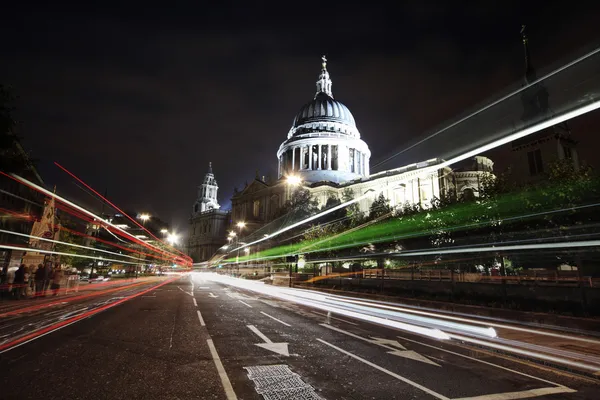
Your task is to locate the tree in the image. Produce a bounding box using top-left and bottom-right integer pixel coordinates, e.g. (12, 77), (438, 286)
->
(275, 187), (320, 220)
(342, 188), (364, 227)
(367, 193), (392, 221)
(320, 195), (346, 223)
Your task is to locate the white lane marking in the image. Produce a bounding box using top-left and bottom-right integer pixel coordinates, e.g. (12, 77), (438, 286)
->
(453, 386), (576, 400)
(320, 323), (400, 351)
(313, 311), (358, 325)
(248, 324), (272, 343)
(396, 335), (568, 387)
(320, 323), (439, 366)
(169, 315), (176, 350)
(197, 287), (210, 289)
(177, 286), (193, 296)
(247, 325), (289, 357)
(208, 292), (219, 298)
(207, 339), (238, 400)
(239, 300), (252, 308)
(197, 310), (206, 326)
(193, 298), (198, 307)
(317, 339), (449, 400)
(260, 311), (291, 327)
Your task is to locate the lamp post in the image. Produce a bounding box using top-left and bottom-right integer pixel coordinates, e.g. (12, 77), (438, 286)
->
(137, 214), (150, 277)
(235, 222), (245, 276)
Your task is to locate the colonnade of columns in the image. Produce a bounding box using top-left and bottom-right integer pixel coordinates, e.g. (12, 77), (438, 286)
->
(279, 144), (369, 177)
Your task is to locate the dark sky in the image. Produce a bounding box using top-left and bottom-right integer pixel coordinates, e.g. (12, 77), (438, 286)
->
(2, 1), (600, 233)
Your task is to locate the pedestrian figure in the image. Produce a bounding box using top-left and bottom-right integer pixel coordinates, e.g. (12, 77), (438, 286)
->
(51, 266), (63, 296)
(13, 264), (25, 300)
(34, 264), (45, 297)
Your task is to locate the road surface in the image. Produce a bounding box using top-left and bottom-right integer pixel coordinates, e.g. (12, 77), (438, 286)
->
(0, 273), (598, 399)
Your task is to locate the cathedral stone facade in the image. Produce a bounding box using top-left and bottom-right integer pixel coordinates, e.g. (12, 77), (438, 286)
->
(188, 163), (230, 263)
(230, 57), (493, 235)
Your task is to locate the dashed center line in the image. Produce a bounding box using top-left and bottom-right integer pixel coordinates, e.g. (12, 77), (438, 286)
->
(193, 298), (198, 307)
(239, 300), (253, 308)
(260, 311), (291, 327)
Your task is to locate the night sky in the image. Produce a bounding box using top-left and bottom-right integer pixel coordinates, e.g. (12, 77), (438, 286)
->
(2, 1), (600, 233)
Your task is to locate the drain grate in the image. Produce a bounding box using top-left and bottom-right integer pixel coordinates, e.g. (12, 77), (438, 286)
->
(244, 364), (294, 379)
(244, 364), (324, 400)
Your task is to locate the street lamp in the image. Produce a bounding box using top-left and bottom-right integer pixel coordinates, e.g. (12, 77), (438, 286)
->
(286, 175), (302, 186)
(167, 233), (179, 245)
(139, 214), (150, 223)
(236, 221), (246, 229)
(160, 228), (168, 234)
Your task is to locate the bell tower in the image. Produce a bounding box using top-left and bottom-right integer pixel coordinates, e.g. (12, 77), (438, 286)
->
(193, 162), (220, 215)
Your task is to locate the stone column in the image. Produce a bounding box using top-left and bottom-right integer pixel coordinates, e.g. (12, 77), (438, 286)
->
(308, 145), (313, 170)
(318, 145), (322, 170)
(353, 149), (358, 174)
(327, 145), (332, 170)
(291, 147), (296, 171)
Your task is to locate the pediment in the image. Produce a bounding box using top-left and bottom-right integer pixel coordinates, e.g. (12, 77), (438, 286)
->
(239, 179), (269, 196)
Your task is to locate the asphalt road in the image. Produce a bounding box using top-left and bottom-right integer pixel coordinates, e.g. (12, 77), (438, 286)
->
(0, 274), (598, 399)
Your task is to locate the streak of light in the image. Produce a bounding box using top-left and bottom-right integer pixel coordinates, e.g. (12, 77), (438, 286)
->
(0, 189), (43, 207)
(0, 279), (149, 318)
(374, 45), (600, 169)
(201, 273), (600, 373)
(315, 293), (600, 346)
(197, 273), (454, 340)
(0, 277), (178, 353)
(428, 100), (600, 173)
(2, 172), (183, 263)
(58, 225), (174, 263)
(0, 244), (141, 265)
(449, 333), (600, 372)
(54, 162), (191, 262)
(229, 189), (375, 253)
(0, 228), (143, 261)
(392, 239), (600, 257)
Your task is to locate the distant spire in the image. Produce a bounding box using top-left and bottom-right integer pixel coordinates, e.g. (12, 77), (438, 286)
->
(208, 161), (213, 174)
(521, 25), (536, 84)
(315, 55), (333, 98)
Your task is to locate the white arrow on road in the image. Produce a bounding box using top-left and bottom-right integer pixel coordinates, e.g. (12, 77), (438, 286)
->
(208, 292), (219, 298)
(247, 325), (289, 356)
(320, 324), (439, 366)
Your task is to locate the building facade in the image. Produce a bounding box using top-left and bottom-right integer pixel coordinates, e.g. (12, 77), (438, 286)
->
(494, 26), (579, 183)
(188, 163), (230, 263)
(230, 57), (493, 236)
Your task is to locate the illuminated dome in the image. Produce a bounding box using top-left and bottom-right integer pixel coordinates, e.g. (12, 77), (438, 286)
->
(292, 92), (356, 131)
(277, 56), (371, 184)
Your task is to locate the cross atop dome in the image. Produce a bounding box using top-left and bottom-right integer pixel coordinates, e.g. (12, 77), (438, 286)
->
(316, 55), (333, 98)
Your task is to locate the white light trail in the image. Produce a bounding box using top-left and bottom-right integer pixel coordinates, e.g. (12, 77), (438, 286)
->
(375, 45), (600, 169)
(9, 173), (181, 261)
(200, 273), (600, 373)
(393, 239), (600, 257)
(0, 244), (140, 265)
(0, 228), (144, 261)
(427, 101), (600, 174)
(196, 273), (456, 340)
(229, 189), (375, 253)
